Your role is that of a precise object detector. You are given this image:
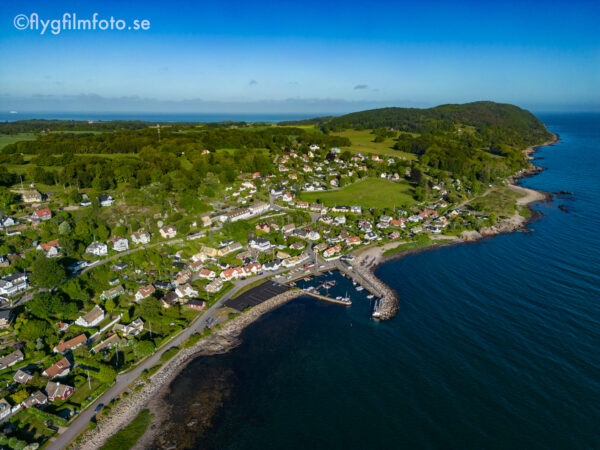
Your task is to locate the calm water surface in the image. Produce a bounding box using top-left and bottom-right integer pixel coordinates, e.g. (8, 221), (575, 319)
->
(165, 113), (600, 450)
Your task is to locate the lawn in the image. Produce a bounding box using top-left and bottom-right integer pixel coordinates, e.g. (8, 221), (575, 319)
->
(0, 133), (37, 149)
(331, 129), (416, 159)
(468, 187), (521, 217)
(298, 177), (416, 209)
(100, 409), (153, 450)
(69, 377), (105, 406)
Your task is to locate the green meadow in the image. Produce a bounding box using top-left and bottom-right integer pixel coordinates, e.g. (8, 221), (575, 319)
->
(331, 129), (417, 159)
(298, 177), (416, 209)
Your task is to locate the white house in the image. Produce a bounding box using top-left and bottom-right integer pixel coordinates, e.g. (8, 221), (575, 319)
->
(0, 273), (28, 297)
(159, 226), (177, 239)
(98, 194), (114, 207)
(131, 231), (151, 245)
(86, 241), (108, 257)
(74, 305), (105, 328)
(109, 237), (129, 252)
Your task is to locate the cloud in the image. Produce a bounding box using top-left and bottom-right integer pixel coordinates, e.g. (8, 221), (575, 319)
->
(249, 79), (258, 85)
(354, 84), (368, 90)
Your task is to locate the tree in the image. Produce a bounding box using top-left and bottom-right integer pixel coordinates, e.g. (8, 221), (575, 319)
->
(30, 257), (66, 288)
(58, 221), (72, 235)
(11, 389), (29, 404)
(0, 186), (16, 212)
(17, 319), (54, 342)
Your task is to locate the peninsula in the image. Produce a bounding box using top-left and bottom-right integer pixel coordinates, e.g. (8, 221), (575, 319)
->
(0, 101), (556, 449)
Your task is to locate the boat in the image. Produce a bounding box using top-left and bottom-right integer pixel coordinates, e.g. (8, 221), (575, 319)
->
(372, 299), (381, 318)
(367, 294), (374, 299)
(355, 286), (364, 291)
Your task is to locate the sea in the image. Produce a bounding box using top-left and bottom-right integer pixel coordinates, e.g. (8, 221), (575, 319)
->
(0, 112), (321, 123)
(154, 113), (600, 449)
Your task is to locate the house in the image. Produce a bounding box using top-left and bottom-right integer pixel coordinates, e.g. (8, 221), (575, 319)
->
(114, 318), (144, 336)
(186, 299), (206, 311)
(198, 268), (216, 280)
(350, 206), (362, 214)
(0, 399), (11, 420)
(101, 286), (124, 301)
(31, 208), (52, 222)
(98, 194), (114, 207)
(282, 192), (294, 202)
(36, 239), (60, 258)
(364, 231), (378, 241)
(91, 334), (122, 354)
(334, 216), (346, 225)
(346, 236), (361, 246)
(161, 291), (180, 308)
(282, 223), (295, 235)
(249, 238), (271, 252)
(242, 262), (262, 276)
(42, 357), (71, 378)
(187, 231), (205, 241)
(68, 260), (88, 273)
(290, 241), (305, 250)
(19, 189), (43, 203)
(276, 250), (290, 259)
(159, 225), (177, 239)
(323, 245), (342, 258)
(108, 236), (129, 252)
(220, 267), (245, 281)
(175, 269), (192, 285)
(53, 334), (87, 354)
(13, 369), (33, 385)
(86, 241), (108, 257)
(201, 216), (212, 227)
(135, 284), (155, 302)
(131, 231), (151, 245)
(0, 310), (11, 329)
(74, 305), (105, 328)
(46, 381), (74, 401)
(111, 262), (128, 271)
(308, 231), (321, 241)
(205, 278), (224, 293)
(0, 216), (17, 228)
(218, 242), (243, 256)
(263, 259), (281, 271)
(296, 201), (309, 209)
(0, 350), (24, 370)
(0, 272), (28, 297)
(175, 283), (198, 298)
(256, 223), (271, 233)
(21, 391), (48, 409)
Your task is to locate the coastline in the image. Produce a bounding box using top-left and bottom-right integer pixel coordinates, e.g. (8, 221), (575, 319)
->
(73, 132), (559, 449)
(72, 289), (304, 449)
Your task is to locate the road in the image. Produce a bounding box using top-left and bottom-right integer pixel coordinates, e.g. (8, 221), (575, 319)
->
(46, 258), (313, 450)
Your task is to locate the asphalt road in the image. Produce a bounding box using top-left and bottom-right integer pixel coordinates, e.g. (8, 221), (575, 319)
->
(45, 258), (313, 450)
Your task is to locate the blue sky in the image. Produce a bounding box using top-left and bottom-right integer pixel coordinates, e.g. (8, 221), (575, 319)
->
(0, 0), (598, 113)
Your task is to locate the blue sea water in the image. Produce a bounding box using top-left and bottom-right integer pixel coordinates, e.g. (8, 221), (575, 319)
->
(0, 112), (320, 123)
(164, 113), (600, 449)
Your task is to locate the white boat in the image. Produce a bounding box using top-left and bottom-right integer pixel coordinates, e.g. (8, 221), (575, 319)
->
(355, 286), (364, 291)
(367, 294), (374, 299)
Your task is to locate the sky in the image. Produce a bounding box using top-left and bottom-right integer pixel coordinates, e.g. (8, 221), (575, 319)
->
(0, 0), (599, 114)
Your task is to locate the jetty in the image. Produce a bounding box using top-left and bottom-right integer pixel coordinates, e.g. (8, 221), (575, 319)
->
(300, 289), (351, 306)
(335, 261), (398, 320)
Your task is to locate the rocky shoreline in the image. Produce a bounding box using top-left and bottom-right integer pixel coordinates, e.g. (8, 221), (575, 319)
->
(73, 133), (559, 449)
(72, 289), (304, 450)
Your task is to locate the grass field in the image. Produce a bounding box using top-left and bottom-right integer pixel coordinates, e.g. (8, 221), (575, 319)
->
(468, 187), (521, 217)
(100, 409), (153, 450)
(0, 133), (37, 149)
(298, 177), (416, 209)
(331, 130), (416, 159)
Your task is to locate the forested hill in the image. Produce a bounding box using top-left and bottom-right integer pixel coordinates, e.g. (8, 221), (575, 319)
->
(283, 101), (553, 147)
